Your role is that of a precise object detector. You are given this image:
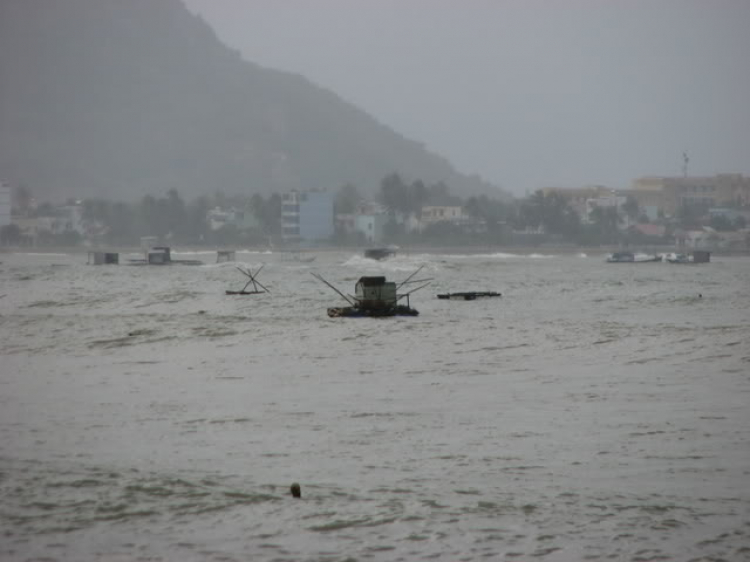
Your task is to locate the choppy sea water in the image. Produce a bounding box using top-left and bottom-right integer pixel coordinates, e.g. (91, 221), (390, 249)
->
(1, 249), (749, 562)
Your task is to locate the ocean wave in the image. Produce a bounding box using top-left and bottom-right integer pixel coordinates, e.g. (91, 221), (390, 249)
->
(11, 252), (69, 257)
(443, 252), (556, 259)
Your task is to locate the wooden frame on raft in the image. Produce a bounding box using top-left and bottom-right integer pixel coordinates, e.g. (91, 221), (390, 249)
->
(226, 265), (270, 295)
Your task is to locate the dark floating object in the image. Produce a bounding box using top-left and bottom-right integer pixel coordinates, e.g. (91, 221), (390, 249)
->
(693, 251), (711, 263)
(364, 247), (396, 260)
(290, 483), (301, 498)
(665, 250), (711, 264)
(327, 302), (419, 318)
(437, 291), (501, 300)
(226, 265), (270, 295)
(87, 251), (119, 265)
(312, 266), (431, 318)
(128, 246), (203, 266)
(216, 250), (235, 263)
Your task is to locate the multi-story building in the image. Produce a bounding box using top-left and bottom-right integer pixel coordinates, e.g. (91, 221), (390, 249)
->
(631, 174), (750, 216)
(281, 190), (334, 243)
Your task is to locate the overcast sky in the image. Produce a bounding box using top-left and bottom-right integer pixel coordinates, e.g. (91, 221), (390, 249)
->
(183, 0), (750, 195)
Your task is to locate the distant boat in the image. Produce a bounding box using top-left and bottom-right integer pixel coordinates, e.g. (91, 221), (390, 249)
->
(664, 251), (710, 264)
(664, 252), (690, 264)
(364, 247), (396, 260)
(606, 251), (661, 263)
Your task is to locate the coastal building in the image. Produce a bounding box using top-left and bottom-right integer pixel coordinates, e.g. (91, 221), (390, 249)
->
(207, 207), (234, 231)
(420, 205), (464, 225)
(618, 188), (662, 221)
(583, 194), (627, 225)
(673, 227), (719, 249)
(420, 206), (465, 232)
(35, 204), (86, 236)
(541, 186), (615, 217)
(334, 213), (356, 237)
(12, 216), (40, 245)
(631, 174), (750, 216)
(355, 213), (388, 243)
(419, 205), (486, 234)
(207, 207), (260, 231)
(281, 190), (334, 243)
(350, 201), (389, 243)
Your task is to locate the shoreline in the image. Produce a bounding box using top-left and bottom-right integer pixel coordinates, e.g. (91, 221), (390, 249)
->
(2, 244), (748, 257)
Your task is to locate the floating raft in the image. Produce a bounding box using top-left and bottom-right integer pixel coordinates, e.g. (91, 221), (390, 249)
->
(127, 246), (203, 266)
(437, 291), (501, 300)
(225, 266), (269, 295)
(314, 268), (429, 319)
(327, 304), (419, 318)
(225, 290), (265, 295)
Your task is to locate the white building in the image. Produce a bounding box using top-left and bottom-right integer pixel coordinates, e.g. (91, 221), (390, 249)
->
(35, 204), (86, 235)
(207, 207), (235, 231)
(584, 195), (630, 227)
(355, 213), (388, 243)
(281, 190), (334, 243)
(420, 206), (465, 227)
(675, 227), (718, 249)
(418, 205), (485, 234)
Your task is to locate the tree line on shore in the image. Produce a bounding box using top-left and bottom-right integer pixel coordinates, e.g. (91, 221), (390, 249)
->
(1, 174), (746, 248)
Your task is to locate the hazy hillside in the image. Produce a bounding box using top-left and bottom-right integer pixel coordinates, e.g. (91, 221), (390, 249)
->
(0, 0), (502, 202)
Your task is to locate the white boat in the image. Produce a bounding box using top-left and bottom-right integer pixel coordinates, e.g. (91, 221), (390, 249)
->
(664, 252), (691, 264)
(606, 251), (661, 263)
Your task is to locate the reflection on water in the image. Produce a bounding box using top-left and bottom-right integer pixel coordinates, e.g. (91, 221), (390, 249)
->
(1, 251), (749, 561)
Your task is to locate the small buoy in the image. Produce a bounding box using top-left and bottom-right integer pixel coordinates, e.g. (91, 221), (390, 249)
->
(698, 294), (702, 298)
(290, 482), (301, 498)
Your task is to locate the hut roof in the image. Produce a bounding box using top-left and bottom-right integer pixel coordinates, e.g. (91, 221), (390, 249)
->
(357, 276), (387, 286)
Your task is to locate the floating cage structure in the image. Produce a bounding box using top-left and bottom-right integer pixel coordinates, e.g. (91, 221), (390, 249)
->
(313, 267), (430, 318)
(217, 250), (236, 263)
(87, 251), (119, 265)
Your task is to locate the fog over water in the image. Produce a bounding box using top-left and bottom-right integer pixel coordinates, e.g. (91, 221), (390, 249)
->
(1, 251), (749, 560)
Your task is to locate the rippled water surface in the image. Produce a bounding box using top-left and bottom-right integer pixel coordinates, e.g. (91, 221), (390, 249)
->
(1, 250), (749, 561)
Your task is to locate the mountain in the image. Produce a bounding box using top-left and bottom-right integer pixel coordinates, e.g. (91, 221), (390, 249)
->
(0, 0), (503, 202)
